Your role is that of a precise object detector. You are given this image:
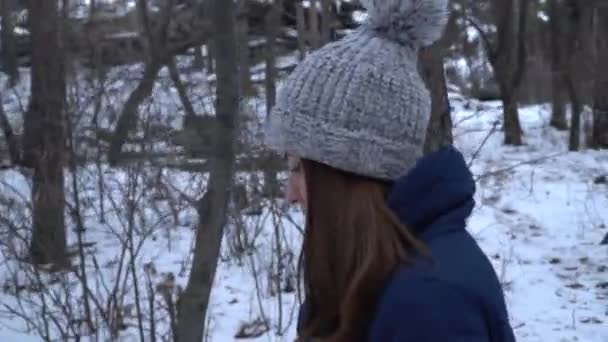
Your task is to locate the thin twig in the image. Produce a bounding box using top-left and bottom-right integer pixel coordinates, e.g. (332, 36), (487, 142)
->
(66, 100), (96, 334)
(475, 152), (569, 181)
(167, 57), (197, 119)
(467, 120), (501, 168)
(465, 16), (497, 63)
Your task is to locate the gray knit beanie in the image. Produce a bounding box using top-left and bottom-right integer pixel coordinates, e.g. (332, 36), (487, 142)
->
(264, 0), (449, 180)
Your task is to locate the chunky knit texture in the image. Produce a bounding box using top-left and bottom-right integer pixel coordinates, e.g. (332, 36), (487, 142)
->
(264, 0), (449, 180)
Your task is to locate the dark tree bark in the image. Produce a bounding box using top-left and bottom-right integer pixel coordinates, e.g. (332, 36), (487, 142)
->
(22, 0), (68, 266)
(1, 0), (19, 85)
(564, 0), (591, 151)
(565, 1), (580, 151)
(420, 11), (457, 154)
(295, 2), (307, 59)
(308, 0), (321, 49)
(471, 0), (528, 145)
(265, 0), (282, 115)
(236, 0), (253, 96)
(175, 0), (239, 340)
(0, 92), (19, 165)
(492, 0), (527, 146)
(107, 62), (163, 165)
(205, 0), (215, 74)
(168, 57), (197, 119)
(591, 4), (608, 148)
(263, 0), (282, 197)
(89, 0), (97, 18)
(193, 46), (205, 70)
(320, 0), (333, 44)
(549, 0), (569, 130)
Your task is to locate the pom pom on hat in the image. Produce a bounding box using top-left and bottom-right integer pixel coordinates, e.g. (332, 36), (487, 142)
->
(361, 0), (449, 48)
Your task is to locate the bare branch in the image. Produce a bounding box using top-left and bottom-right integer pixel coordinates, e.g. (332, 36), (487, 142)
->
(107, 62), (163, 165)
(167, 58), (197, 119)
(476, 152), (568, 181)
(465, 16), (497, 63)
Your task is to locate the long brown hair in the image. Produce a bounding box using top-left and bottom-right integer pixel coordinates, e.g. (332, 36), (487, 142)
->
(296, 159), (427, 342)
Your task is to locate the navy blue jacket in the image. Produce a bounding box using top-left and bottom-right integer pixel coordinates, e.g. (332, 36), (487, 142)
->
(297, 146), (516, 341)
(368, 146), (516, 341)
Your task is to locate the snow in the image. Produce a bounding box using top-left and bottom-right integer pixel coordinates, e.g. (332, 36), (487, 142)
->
(1, 76), (607, 340)
(451, 99), (608, 342)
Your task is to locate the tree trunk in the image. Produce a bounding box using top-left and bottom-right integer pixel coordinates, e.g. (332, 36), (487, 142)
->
(308, 0), (321, 50)
(175, 0), (239, 340)
(23, 0), (68, 266)
(236, 1), (253, 96)
(107, 62), (163, 165)
(1, 0), (19, 85)
(295, 2), (307, 59)
(265, 0), (282, 116)
(320, 0), (333, 44)
(490, 0), (527, 146)
(89, 0), (97, 19)
(419, 12), (457, 154)
(549, 0), (569, 130)
(193, 46), (205, 70)
(502, 89), (523, 146)
(107, 0), (180, 164)
(263, 0), (282, 197)
(205, 0), (215, 74)
(0, 92), (19, 165)
(591, 5), (608, 148)
(568, 87), (581, 151)
(564, 0), (584, 151)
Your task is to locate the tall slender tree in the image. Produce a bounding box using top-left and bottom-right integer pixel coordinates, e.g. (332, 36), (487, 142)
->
(420, 10), (457, 154)
(176, 0), (240, 339)
(563, 0), (594, 151)
(469, 0), (528, 145)
(549, 0), (569, 130)
(22, 0), (68, 266)
(491, 0), (528, 145)
(591, 8), (608, 148)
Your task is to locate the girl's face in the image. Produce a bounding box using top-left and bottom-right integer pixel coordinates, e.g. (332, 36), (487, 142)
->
(286, 155), (307, 210)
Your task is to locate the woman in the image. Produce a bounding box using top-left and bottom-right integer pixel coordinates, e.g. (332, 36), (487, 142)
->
(264, 0), (516, 341)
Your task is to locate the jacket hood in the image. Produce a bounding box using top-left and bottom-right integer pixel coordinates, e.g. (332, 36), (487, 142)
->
(387, 146), (476, 239)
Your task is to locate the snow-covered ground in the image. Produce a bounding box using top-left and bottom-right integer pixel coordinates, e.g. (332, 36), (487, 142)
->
(0, 94), (607, 342)
(452, 97), (608, 342)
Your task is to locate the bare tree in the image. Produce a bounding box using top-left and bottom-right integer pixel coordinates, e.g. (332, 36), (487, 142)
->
(420, 10), (457, 154)
(563, 0), (595, 151)
(469, 0), (528, 145)
(263, 0), (283, 197)
(236, 0), (253, 96)
(492, 0), (528, 145)
(548, 0), (569, 130)
(591, 4), (608, 149)
(176, 0), (240, 340)
(104, 0), (217, 164)
(319, 0), (333, 44)
(21, 0), (68, 266)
